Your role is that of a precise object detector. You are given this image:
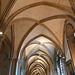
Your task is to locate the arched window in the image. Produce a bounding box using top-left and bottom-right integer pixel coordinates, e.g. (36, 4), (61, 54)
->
(56, 49), (65, 75)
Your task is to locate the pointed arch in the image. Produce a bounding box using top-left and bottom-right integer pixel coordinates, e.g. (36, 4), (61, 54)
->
(9, 16), (71, 58)
(3, 1), (75, 31)
(17, 34), (63, 59)
(7, 1), (74, 21)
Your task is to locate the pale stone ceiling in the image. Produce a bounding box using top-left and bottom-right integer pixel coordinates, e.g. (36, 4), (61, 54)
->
(0, 0), (75, 74)
(2, 0), (74, 65)
(6, 0), (71, 18)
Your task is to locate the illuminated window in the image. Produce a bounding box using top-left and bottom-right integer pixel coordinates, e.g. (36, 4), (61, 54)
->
(56, 49), (65, 75)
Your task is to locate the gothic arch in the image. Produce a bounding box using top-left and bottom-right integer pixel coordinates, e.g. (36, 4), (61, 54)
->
(3, 1), (75, 31)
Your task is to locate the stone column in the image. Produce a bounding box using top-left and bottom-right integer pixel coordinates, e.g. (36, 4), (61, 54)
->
(17, 60), (21, 75)
(21, 57), (26, 75)
(47, 69), (49, 75)
(10, 58), (17, 75)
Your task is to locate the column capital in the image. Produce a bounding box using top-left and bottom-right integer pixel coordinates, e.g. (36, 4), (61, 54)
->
(62, 56), (66, 62)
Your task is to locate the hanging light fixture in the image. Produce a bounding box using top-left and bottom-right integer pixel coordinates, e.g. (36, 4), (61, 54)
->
(0, 32), (3, 35)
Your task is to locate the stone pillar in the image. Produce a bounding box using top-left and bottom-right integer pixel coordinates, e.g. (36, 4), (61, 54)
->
(21, 57), (26, 75)
(17, 60), (21, 75)
(10, 58), (17, 75)
(47, 69), (49, 75)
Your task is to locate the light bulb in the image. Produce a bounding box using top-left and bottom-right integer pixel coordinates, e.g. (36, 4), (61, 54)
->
(0, 32), (3, 35)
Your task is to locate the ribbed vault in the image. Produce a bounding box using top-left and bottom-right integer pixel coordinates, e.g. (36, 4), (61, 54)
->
(16, 36), (57, 75)
(0, 0), (75, 75)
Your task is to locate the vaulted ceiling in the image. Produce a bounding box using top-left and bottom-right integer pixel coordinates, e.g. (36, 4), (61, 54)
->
(0, 0), (75, 74)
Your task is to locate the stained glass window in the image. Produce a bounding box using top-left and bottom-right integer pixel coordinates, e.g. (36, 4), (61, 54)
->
(56, 49), (65, 75)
